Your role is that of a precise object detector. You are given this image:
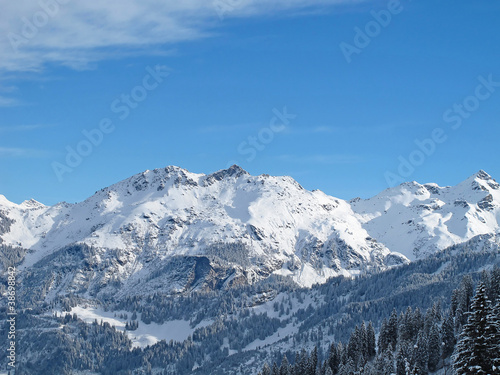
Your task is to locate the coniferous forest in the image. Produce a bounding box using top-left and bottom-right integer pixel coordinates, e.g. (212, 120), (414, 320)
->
(258, 268), (500, 375)
(1, 235), (500, 374)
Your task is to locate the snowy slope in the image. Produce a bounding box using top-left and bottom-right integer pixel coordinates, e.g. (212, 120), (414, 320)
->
(0, 165), (404, 288)
(351, 170), (500, 259)
(1, 166), (498, 289)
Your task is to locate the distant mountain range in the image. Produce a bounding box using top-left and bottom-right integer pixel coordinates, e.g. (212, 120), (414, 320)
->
(1, 165), (498, 291)
(2, 166), (500, 374)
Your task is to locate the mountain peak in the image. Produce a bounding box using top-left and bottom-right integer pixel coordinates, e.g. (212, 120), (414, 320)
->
(475, 169), (493, 180)
(207, 165), (249, 181)
(20, 199), (45, 209)
(460, 170), (500, 192)
(0, 194), (15, 207)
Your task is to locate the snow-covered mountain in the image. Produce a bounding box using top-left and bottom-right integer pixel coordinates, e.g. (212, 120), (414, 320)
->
(0, 166), (499, 290)
(0, 165), (403, 288)
(2, 166), (500, 375)
(351, 170), (500, 259)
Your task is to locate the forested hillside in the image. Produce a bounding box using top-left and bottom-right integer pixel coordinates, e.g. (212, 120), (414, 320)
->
(1, 234), (499, 374)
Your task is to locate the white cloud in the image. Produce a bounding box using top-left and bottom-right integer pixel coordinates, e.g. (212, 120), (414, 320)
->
(0, 124), (53, 132)
(0, 96), (21, 107)
(0, 147), (55, 158)
(0, 0), (363, 74)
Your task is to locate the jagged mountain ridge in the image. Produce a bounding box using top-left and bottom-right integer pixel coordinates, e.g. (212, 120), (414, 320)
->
(351, 169), (500, 259)
(0, 165), (402, 289)
(0, 166), (499, 289)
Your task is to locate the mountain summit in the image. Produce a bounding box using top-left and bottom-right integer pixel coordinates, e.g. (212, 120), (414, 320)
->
(351, 170), (500, 258)
(0, 167), (499, 292)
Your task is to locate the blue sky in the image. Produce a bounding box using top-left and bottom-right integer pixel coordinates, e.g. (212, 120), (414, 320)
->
(1, 0), (499, 205)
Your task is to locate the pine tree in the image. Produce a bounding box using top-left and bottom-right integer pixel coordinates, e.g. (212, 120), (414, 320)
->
(378, 310), (398, 354)
(427, 323), (441, 372)
(412, 332), (429, 375)
(487, 299), (500, 371)
(338, 357), (354, 375)
(295, 349), (308, 375)
(347, 326), (361, 367)
(396, 342), (412, 375)
(378, 319), (390, 353)
(327, 342), (340, 375)
(457, 275), (474, 326)
(272, 362), (280, 375)
(366, 321), (376, 360)
(280, 355), (291, 375)
(309, 346), (318, 375)
(359, 321), (368, 361)
(374, 349), (394, 375)
(388, 309), (399, 351)
(398, 308), (412, 344)
(490, 266), (500, 305)
(441, 313), (456, 360)
(453, 282), (495, 374)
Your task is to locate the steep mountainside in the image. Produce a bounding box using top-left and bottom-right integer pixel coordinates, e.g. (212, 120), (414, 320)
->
(1, 167), (499, 293)
(1, 166), (500, 374)
(0, 165), (405, 289)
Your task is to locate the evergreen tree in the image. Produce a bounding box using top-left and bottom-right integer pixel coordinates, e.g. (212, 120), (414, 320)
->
(309, 346), (318, 375)
(359, 321), (368, 360)
(427, 323), (441, 372)
(396, 342), (412, 375)
(398, 308), (412, 344)
(295, 349), (308, 375)
(374, 349), (394, 375)
(453, 282), (496, 374)
(388, 309), (399, 351)
(294, 352), (301, 375)
(366, 321), (376, 360)
(378, 319), (390, 353)
(441, 313), (456, 360)
(487, 299), (500, 371)
(280, 355), (291, 375)
(347, 326), (361, 367)
(378, 311), (398, 354)
(457, 275), (474, 326)
(327, 342), (340, 375)
(338, 358), (354, 375)
(412, 332), (429, 375)
(272, 362), (280, 375)
(490, 266), (500, 305)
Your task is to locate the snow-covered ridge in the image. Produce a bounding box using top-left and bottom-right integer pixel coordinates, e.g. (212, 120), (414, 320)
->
(0, 166), (499, 288)
(351, 170), (500, 259)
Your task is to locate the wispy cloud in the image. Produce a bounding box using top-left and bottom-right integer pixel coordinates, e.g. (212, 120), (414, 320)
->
(285, 122), (419, 135)
(0, 124), (53, 132)
(0, 96), (21, 107)
(278, 153), (365, 164)
(0, 0), (364, 74)
(0, 147), (56, 159)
